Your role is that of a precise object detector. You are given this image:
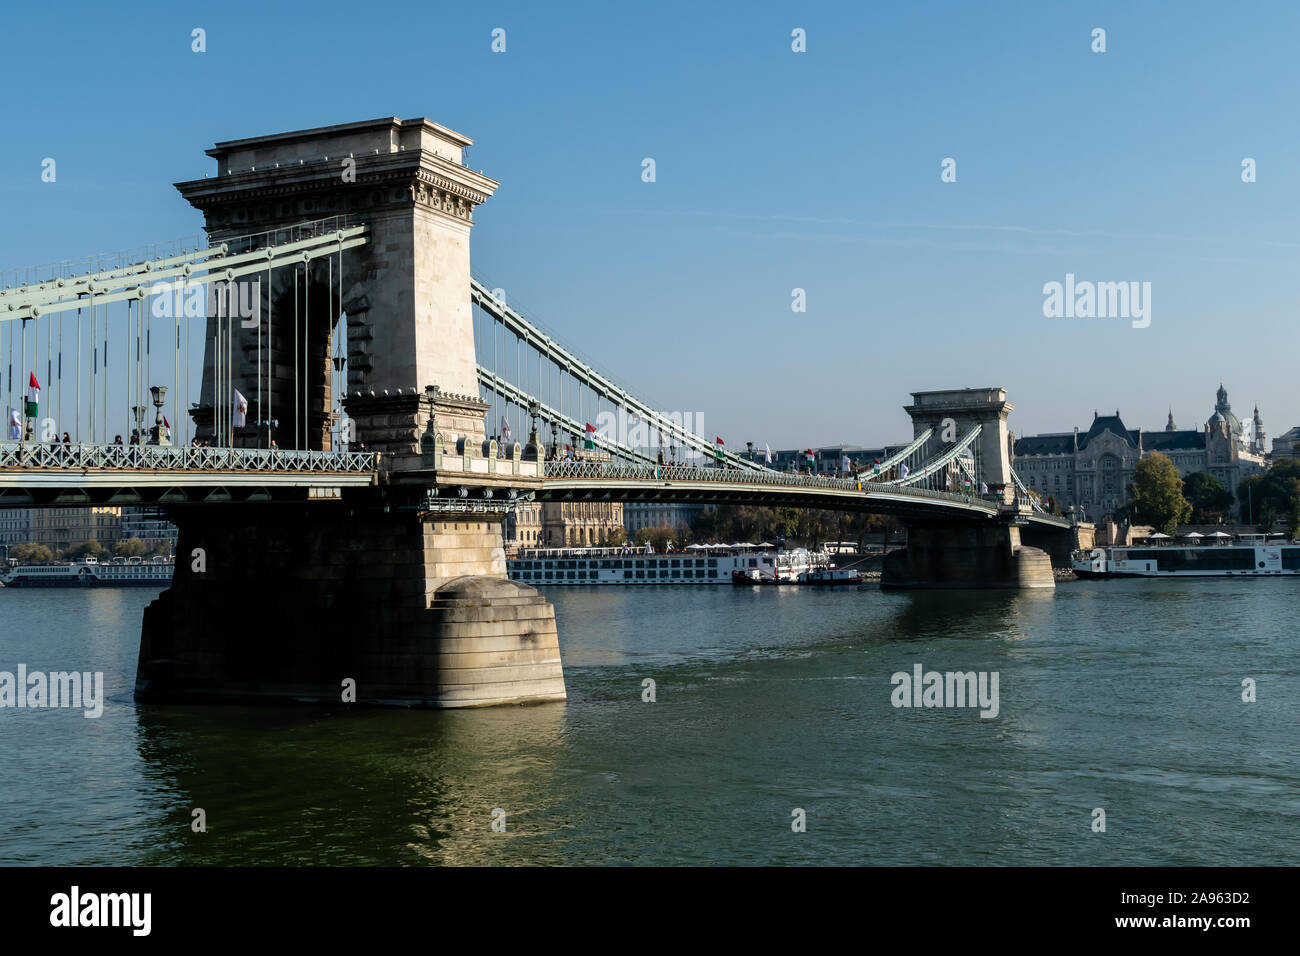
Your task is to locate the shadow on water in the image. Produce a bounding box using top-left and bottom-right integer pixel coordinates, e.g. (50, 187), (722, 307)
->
(877, 587), (1057, 645)
(131, 700), (571, 866)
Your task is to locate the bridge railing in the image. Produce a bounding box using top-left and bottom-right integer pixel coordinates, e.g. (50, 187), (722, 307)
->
(542, 459), (1002, 507)
(0, 441), (377, 474)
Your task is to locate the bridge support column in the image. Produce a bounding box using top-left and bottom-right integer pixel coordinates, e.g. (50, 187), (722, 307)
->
(136, 493), (565, 708)
(1018, 521), (1089, 568)
(881, 521), (1055, 590)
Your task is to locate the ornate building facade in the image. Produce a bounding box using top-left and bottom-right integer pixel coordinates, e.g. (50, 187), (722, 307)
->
(623, 502), (708, 535)
(1012, 384), (1267, 519)
(31, 506), (123, 553)
(540, 501), (625, 547)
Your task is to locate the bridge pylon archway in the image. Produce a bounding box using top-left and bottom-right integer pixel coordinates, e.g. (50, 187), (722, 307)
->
(903, 387), (1016, 492)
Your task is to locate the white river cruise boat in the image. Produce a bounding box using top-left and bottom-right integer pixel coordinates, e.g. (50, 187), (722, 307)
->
(1, 556), (175, 588)
(507, 546), (827, 586)
(1071, 535), (1300, 578)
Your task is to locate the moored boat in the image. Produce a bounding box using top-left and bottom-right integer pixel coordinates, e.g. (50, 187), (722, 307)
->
(1070, 534), (1300, 578)
(508, 545), (826, 586)
(0, 556), (174, 588)
(799, 567), (863, 586)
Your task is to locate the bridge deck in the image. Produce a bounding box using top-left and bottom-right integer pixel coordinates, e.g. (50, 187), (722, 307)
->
(0, 442), (376, 504)
(540, 461), (1072, 526)
(0, 444), (1073, 527)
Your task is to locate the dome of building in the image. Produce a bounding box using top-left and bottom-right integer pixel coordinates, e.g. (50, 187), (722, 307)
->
(1209, 383), (1242, 438)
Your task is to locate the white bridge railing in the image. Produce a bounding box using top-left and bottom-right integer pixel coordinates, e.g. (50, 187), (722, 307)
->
(0, 441), (376, 473)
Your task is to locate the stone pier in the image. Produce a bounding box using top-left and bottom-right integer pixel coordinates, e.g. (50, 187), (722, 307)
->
(137, 483), (565, 707)
(881, 521), (1056, 590)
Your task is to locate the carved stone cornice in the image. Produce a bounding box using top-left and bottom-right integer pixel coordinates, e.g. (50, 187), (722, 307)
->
(176, 152), (497, 230)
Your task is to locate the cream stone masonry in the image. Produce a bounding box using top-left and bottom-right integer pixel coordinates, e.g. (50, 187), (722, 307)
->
(904, 387), (1016, 490)
(138, 118), (566, 709)
(176, 117), (500, 451)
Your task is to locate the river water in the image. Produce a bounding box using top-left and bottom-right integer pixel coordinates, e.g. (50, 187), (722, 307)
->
(0, 580), (1295, 865)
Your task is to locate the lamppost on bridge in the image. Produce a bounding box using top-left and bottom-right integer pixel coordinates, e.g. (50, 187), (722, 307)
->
(746, 441), (753, 462)
(549, 421), (559, 461)
(131, 405), (147, 446)
(525, 400), (542, 460)
(147, 386), (170, 446)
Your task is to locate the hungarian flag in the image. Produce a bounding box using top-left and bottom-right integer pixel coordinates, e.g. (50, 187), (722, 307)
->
(804, 448), (814, 463)
(232, 389), (248, 428)
(715, 436), (725, 460)
(872, 458), (881, 475)
(584, 422), (596, 450)
(25, 372), (39, 419)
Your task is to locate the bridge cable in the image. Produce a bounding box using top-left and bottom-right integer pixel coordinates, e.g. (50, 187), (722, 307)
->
(75, 305), (80, 442)
(45, 312), (51, 439)
(212, 283), (219, 446)
(303, 261), (309, 450)
(173, 288), (179, 446)
(125, 298), (132, 441)
(293, 266), (299, 450)
(103, 302), (109, 444)
(228, 278), (235, 447)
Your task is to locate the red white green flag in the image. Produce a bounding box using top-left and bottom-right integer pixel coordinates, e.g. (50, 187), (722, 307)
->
(584, 422), (596, 450)
(25, 372), (39, 418)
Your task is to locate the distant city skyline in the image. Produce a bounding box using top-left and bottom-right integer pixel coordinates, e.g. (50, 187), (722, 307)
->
(1, 0), (1296, 449)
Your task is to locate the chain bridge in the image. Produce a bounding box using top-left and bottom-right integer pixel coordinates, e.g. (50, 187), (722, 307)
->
(0, 118), (1080, 709)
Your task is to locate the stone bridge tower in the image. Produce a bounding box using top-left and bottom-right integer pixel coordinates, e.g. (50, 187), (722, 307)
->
(138, 119), (565, 709)
(175, 117), (497, 459)
(903, 387), (1016, 490)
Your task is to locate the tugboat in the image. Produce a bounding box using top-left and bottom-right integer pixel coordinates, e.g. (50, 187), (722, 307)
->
(799, 567), (863, 586)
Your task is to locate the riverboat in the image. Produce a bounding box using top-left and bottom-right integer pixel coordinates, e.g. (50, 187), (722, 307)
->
(0, 556), (174, 588)
(1071, 535), (1300, 578)
(508, 546), (826, 586)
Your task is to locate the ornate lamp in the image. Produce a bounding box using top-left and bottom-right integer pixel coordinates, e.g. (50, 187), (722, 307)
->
(131, 405), (147, 444)
(147, 385), (169, 446)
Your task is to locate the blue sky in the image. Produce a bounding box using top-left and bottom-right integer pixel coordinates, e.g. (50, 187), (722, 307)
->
(1, 0), (1297, 448)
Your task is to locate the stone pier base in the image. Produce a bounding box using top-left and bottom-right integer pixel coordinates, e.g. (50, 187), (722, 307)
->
(881, 522), (1055, 590)
(136, 494), (565, 708)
